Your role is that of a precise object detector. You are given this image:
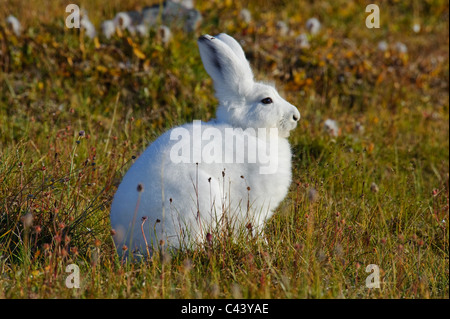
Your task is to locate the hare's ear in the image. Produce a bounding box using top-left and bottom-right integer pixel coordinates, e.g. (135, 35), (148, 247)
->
(198, 34), (253, 97)
(215, 33), (248, 65)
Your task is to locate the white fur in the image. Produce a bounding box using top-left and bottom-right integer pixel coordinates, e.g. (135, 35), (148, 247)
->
(110, 33), (300, 256)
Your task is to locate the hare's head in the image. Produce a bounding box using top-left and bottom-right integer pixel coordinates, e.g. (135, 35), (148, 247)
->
(198, 33), (300, 138)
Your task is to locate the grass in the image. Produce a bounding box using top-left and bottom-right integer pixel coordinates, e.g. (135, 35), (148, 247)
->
(0, 0), (448, 298)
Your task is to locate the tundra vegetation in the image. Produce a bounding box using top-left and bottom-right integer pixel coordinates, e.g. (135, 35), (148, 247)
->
(0, 0), (448, 298)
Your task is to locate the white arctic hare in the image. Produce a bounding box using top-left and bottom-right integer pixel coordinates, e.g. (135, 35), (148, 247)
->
(110, 33), (300, 256)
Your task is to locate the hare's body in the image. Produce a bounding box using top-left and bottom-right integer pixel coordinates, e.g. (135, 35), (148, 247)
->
(110, 34), (300, 256)
(111, 121), (292, 252)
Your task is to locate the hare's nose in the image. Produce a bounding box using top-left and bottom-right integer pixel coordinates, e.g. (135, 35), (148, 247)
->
(292, 108), (300, 122)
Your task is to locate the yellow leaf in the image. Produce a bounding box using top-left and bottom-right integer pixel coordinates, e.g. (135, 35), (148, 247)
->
(133, 47), (146, 60)
(127, 37), (134, 46)
(376, 72), (384, 85)
(94, 37), (101, 49)
(96, 65), (108, 73)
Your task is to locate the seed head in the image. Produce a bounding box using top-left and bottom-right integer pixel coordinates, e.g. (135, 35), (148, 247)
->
(206, 232), (212, 243)
(308, 188), (319, 202)
(71, 247), (79, 255)
(370, 182), (379, 193)
(34, 225), (42, 234)
(137, 183), (144, 192)
(54, 235), (62, 243)
(21, 213), (33, 229)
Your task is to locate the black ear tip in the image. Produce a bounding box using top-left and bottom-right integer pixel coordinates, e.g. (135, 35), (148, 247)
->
(198, 35), (215, 42)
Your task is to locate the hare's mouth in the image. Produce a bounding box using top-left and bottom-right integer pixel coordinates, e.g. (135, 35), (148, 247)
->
(279, 118), (297, 138)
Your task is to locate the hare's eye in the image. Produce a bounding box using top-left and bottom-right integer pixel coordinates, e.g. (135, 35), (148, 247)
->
(261, 97), (273, 104)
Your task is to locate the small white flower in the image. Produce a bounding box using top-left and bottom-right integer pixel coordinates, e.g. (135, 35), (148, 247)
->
(239, 8), (252, 24)
(173, 0), (194, 9)
(158, 25), (172, 44)
(136, 24), (149, 37)
(6, 15), (21, 36)
(354, 121), (365, 134)
(101, 20), (115, 39)
(377, 40), (388, 52)
(395, 41), (408, 54)
(324, 119), (339, 137)
(307, 188), (319, 202)
(370, 182), (379, 193)
(306, 17), (321, 35)
(81, 16), (97, 39)
(296, 33), (310, 49)
(276, 21), (289, 36)
(413, 23), (421, 33)
(114, 12), (138, 34)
